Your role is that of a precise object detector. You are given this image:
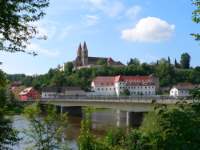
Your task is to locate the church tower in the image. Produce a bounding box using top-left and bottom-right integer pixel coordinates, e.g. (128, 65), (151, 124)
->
(76, 43), (82, 66)
(82, 41), (88, 66)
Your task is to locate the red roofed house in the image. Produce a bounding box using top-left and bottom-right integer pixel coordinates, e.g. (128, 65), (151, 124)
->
(91, 75), (159, 96)
(19, 87), (39, 101)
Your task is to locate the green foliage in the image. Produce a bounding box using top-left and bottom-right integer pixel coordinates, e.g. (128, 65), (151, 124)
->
(128, 58), (140, 66)
(190, 88), (200, 99)
(180, 53), (191, 69)
(96, 59), (107, 65)
(139, 103), (200, 149)
(192, 0), (200, 40)
(78, 107), (110, 150)
(0, 0), (49, 54)
(0, 70), (19, 149)
(64, 62), (74, 74)
(155, 59), (175, 86)
(125, 130), (151, 150)
(7, 54), (200, 90)
(23, 103), (68, 150)
(104, 128), (126, 149)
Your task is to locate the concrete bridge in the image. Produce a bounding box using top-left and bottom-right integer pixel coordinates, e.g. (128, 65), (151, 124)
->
(28, 96), (193, 127)
(39, 96), (193, 112)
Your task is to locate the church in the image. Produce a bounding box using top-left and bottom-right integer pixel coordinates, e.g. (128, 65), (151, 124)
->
(74, 42), (124, 69)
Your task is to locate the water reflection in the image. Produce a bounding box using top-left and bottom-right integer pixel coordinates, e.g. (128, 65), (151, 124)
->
(11, 108), (134, 150)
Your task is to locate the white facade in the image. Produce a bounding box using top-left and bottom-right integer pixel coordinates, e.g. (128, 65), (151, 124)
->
(170, 87), (190, 97)
(91, 76), (157, 97)
(41, 92), (58, 99)
(91, 82), (116, 96)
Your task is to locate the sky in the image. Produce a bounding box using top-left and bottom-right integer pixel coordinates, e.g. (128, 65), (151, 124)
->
(0, 0), (199, 75)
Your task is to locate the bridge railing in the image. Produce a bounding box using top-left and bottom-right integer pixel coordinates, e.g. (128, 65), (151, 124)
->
(40, 95), (193, 103)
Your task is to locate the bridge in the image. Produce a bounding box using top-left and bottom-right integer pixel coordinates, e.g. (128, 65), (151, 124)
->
(38, 95), (193, 112)
(28, 96), (194, 127)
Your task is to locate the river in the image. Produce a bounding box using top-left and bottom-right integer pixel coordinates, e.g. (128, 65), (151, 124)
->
(11, 108), (133, 150)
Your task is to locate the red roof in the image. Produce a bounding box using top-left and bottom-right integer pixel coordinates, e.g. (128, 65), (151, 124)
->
(92, 75), (154, 86)
(92, 76), (116, 86)
(115, 75), (152, 82)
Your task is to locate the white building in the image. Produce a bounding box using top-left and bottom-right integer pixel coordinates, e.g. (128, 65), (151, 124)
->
(41, 87), (86, 98)
(170, 83), (197, 97)
(91, 75), (159, 96)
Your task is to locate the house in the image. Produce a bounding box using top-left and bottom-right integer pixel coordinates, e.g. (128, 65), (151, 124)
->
(19, 87), (39, 101)
(64, 87), (86, 96)
(170, 83), (198, 97)
(41, 87), (61, 99)
(73, 42), (124, 69)
(91, 75), (159, 96)
(41, 87), (86, 98)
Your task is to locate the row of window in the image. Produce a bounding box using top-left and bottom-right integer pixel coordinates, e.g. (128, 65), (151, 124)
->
(130, 91), (154, 95)
(97, 88), (115, 91)
(119, 86), (155, 89)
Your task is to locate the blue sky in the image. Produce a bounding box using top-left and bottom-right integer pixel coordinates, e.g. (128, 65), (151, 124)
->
(0, 0), (199, 75)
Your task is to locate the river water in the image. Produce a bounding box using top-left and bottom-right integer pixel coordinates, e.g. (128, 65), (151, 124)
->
(11, 109), (129, 150)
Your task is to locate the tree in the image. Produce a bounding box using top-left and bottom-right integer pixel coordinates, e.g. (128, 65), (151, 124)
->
(0, 0), (49, 54)
(139, 103), (200, 149)
(180, 53), (191, 69)
(78, 108), (104, 150)
(0, 70), (19, 149)
(96, 59), (107, 65)
(23, 103), (68, 150)
(155, 59), (175, 86)
(64, 62), (74, 74)
(174, 59), (179, 68)
(191, 0), (200, 41)
(167, 57), (171, 65)
(128, 58), (140, 66)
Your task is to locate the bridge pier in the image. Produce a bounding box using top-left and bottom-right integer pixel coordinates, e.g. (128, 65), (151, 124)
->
(126, 111), (130, 127)
(116, 110), (121, 127)
(60, 106), (63, 114)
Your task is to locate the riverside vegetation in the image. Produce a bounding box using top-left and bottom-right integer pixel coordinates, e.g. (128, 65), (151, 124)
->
(1, 0), (200, 149)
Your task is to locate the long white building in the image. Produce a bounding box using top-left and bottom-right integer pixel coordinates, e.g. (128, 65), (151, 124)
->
(91, 75), (159, 96)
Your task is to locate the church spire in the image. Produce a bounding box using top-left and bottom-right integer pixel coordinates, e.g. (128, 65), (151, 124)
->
(83, 41), (88, 52)
(82, 41), (88, 66)
(77, 43), (82, 57)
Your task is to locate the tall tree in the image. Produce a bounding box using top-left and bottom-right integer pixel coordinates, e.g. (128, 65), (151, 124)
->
(174, 59), (179, 68)
(0, 70), (19, 149)
(0, 0), (49, 54)
(191, 0), (200, 41)
(180, 53), (191, 69)
(167, 57), (171, 65)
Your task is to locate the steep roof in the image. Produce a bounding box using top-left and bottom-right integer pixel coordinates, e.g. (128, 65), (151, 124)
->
(92, 75), (155, 86)
(115, 75), (153, 82)
(173, 83), (198, 90)
(92, 76), (116, 86)
(87, 57), (124, 66)
(19, 87), (34, 95)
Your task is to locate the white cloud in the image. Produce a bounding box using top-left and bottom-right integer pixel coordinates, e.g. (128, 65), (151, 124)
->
(125, 5), (142, 19)
(85, 0), (125, 17)
(27, 43), (60, 57)
(85, 15), (99, 26)
(86, 0), (105, 8)
(121, 17), (175, 42)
